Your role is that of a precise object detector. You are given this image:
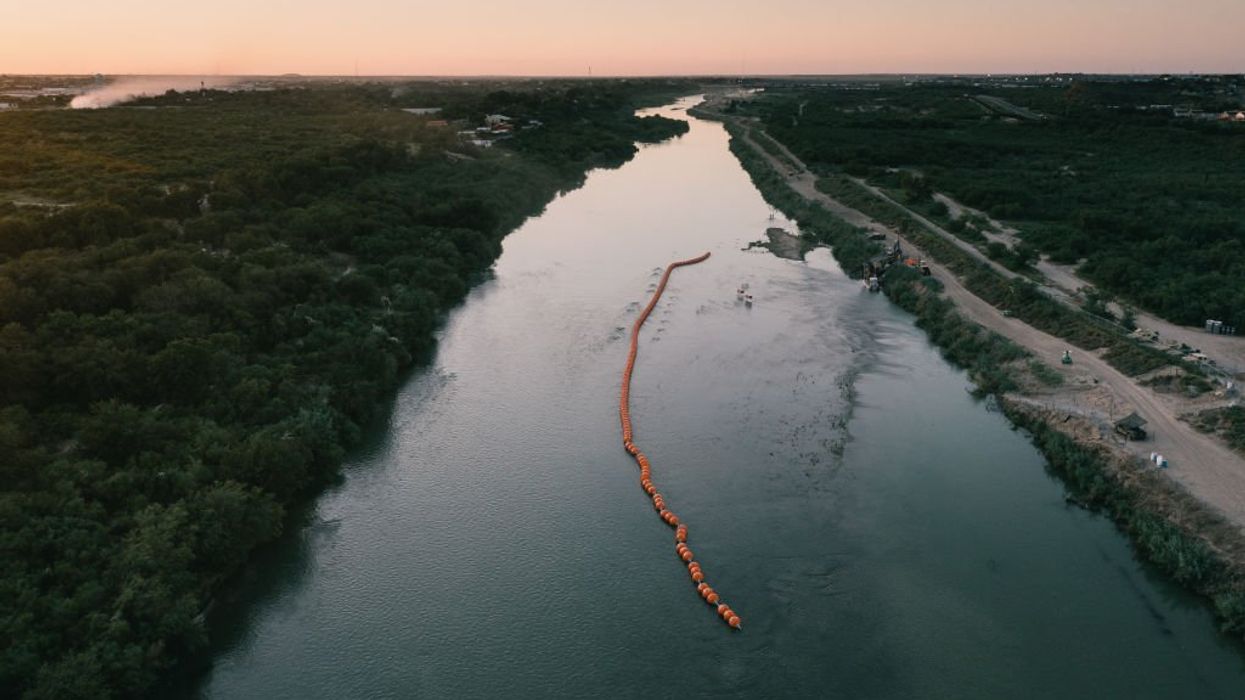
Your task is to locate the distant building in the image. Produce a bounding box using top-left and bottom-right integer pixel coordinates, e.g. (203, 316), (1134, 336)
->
(0, 102), (14, 111)
(1235, 111), (1245, 122)
(402, 107), (442, 115)
(484, 113), (511, 127)
(425, 119), (449, 128)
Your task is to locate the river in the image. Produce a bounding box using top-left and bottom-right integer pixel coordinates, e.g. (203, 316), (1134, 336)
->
(194, 96), (1245, 698)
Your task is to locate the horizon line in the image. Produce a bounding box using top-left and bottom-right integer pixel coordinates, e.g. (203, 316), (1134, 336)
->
(4, 71), (1244, 80)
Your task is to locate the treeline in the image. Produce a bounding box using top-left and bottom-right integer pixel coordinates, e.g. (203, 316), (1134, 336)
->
(750, 80), (1245, 327)
(812, 173), (1177, 378)
(0, 82), (689, 698)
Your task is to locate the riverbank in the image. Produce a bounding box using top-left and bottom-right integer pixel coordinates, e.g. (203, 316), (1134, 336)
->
(0, 82), (694, 699)
(695, 95), (1245, 643)
(193, 93), (1245, 698)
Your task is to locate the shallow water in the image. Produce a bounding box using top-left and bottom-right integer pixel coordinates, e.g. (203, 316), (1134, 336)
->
(195, 96), (1245, 698)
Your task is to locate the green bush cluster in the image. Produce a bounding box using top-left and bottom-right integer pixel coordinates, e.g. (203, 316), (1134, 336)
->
(813, 171), (1179, 377)
(0, 81), (689, 698)
(1190, 406), (1245, 456)
(748, 79), (1245, 327)
(882, 265), (1027, 395)
(1027, 360), (1065, 387)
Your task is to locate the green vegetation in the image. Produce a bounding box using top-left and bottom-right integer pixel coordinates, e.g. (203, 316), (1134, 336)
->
(745, 78), (1245, 328)
(721, 96), (1245, 648)
(813, 170), (1178, 378)
(715, 120), (1030, 396)
(882, 265), (1027, 395)
(983, 240), (1039, 273)
(1027, 360), (1065, 387)
(0, 79), (690, 698)
(1004, 402), (1245, 640)
(1189, 406), (1245, 456)
(719, 123), (881, 275)
(747, 129), (800, 171)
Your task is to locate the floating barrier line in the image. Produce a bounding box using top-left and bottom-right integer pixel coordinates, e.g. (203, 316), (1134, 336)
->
(619, 252), (741, 630)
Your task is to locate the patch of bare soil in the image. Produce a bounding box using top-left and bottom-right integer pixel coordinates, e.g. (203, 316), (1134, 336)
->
(749, 226), (807, 261)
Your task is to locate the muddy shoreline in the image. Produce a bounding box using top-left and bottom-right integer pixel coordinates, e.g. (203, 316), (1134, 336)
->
(745, 226), (808, 260)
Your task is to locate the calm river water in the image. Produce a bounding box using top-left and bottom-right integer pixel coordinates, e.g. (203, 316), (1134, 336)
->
(194, 96), (1245, 698)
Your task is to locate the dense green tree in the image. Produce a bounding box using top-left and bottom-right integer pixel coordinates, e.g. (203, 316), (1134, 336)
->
(0, 79), (691, 698)
(750, 79), (1245, 326)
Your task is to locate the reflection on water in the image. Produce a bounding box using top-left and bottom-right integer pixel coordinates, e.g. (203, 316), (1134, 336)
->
(195, 96), (1245, 699)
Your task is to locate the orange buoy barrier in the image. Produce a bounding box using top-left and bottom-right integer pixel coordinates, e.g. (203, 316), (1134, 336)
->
(618, 251), (741, 631)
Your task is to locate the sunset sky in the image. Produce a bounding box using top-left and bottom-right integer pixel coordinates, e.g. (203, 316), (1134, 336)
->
(4, 0), (1243, 76)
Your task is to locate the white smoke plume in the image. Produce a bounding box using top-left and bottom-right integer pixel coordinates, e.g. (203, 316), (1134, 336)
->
(70, 76), (238, 109)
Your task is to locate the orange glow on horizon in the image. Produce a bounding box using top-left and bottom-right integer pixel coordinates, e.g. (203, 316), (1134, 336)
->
(3, 0), (1243, 76)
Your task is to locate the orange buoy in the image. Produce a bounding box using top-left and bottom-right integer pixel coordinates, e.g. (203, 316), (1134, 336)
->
(618, 252), (741, 630)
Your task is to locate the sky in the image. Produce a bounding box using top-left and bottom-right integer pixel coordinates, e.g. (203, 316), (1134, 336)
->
(3, 0), (1243, 76)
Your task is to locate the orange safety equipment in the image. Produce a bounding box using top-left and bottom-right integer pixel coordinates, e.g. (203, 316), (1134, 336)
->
(618, 252), (740, 630)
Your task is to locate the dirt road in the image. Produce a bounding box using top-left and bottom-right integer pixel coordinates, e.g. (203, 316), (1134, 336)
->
(932, 190), (1245, 378)
(727, 117), (1245, 532)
